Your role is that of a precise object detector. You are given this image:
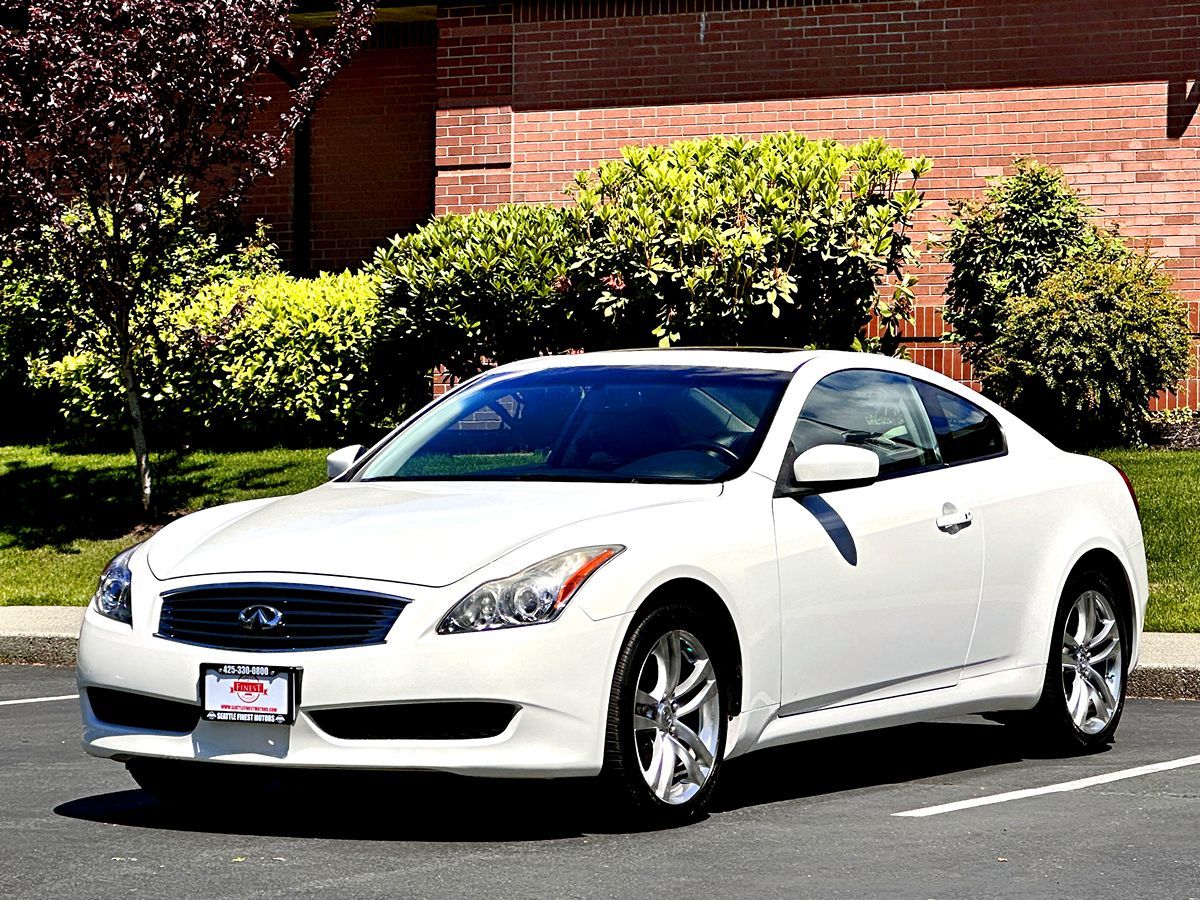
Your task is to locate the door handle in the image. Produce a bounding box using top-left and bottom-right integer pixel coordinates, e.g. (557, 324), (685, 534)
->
(936, 507), (973, 535)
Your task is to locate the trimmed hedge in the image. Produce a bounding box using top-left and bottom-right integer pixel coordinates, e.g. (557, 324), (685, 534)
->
(371, 203), (589, 414)
(31, 268), (382, 445)
(373, 133), (931, 402)
(572, 134), (928, 352)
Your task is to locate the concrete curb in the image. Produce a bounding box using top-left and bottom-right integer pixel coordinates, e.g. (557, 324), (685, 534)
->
(1, 607), (1198, 700)
(1128, 666), (1200, 701)
(0, 634), (79, 668)
(0, 607), (85, 668)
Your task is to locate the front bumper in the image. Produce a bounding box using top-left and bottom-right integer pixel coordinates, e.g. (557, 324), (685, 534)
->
(78, 577), (629, 778)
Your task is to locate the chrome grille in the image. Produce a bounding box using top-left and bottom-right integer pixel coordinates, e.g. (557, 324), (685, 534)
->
(156, 583), (408, 652)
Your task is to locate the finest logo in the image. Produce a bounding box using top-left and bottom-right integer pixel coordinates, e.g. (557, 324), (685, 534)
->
(238, 604), (284, 632)
(232, 680), (267, 703)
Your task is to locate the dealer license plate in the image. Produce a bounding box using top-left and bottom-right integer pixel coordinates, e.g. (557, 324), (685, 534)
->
(201, 663), (299, 725)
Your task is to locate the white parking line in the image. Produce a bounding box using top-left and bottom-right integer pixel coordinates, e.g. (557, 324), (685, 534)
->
(893, 754), (1200, 818)
(0, 694), (78, 707)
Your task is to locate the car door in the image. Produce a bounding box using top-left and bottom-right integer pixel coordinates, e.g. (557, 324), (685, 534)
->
(772, 368), (986, 714)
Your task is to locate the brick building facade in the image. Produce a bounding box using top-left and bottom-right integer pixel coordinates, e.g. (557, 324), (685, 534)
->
(249, 1), (1200, 403)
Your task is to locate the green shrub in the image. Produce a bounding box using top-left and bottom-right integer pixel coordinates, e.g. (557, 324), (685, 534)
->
(981, 252), (1192, 447)
(572, 134), (929, 352)
(940, 159), (1193, 447)
(31, 265), (383, 445)
(940, 157), (1123, 370)
(372, 203), (588, 412)
(186, 269), (383, 440)
(374, 133), (930, 410)
(11, 207), (279, 445)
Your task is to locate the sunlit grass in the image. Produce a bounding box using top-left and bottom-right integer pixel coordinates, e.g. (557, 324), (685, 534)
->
(1094, 449), (1200, 633)
(0, 446), (326, 605)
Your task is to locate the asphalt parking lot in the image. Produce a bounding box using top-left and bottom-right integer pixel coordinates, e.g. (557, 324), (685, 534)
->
(2, 665), (1198, 899)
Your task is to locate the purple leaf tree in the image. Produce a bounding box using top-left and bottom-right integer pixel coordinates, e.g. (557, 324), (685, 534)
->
(0, 0), (376, 512)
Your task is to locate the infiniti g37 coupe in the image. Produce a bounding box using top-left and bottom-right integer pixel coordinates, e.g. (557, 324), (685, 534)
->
(78, 349), (1146, 822)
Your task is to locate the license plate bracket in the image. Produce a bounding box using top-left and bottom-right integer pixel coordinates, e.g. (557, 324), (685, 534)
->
(200, 663), (300, 725)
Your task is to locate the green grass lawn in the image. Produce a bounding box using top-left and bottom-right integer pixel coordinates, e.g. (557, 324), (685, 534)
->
(0, 446), (326, 606)
(1095, 449), (1200, 633)
(1, 444), (1198, 632)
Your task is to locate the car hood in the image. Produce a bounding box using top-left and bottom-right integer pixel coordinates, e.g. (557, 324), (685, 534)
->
(146, 480), (718, 588)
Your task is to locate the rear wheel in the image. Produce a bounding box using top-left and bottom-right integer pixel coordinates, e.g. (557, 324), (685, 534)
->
(1010, 571), (1128, 751)
(601, 605), (727, 824)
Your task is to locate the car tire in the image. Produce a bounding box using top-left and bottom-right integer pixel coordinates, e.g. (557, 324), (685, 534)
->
(600, 604), (728, 826)
(1009, 570), (1130, 752)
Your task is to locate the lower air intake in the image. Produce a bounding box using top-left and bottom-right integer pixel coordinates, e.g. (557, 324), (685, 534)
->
(88, 687), (202, 733)
(309, 702), (519, 741)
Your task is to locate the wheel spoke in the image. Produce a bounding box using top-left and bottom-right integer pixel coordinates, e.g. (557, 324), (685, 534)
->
(670, 735), (704, 787)
(1075, 594), (1096, 645)
(654, 735), (677, 798)
(673, 721), (715, 769)
(634, 713), (658, 732)
(649, 638), (672, 700)
(645, 733), (664, 791)
(1090, 633), (1121, 665)
(651, 634), (683, 699)
(676, 677), (717, 717)
(1087, 618), (1116, 652)
(663, 634), (683, 696)
(1061, 647), (1077, 670)
(1067, 673), (1088, 726)
(1084, 665), (1117, 715)
(673, 657), (711, 701)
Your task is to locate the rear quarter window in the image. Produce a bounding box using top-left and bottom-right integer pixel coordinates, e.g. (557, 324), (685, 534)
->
(915, 382), (1006, 465)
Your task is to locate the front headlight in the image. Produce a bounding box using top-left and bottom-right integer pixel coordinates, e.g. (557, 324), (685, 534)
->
(438, 545), (624, 634)
(91, 545), (138, 625)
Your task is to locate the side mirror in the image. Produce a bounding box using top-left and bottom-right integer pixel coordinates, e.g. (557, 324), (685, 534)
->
(326, 444), (365, 480)
(788, 444), (880, 493)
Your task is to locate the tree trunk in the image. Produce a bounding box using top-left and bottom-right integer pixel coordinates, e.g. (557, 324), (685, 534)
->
(119, 352), (153, 515)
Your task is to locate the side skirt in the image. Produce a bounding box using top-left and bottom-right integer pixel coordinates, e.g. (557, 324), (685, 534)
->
(725, 664), (1045, 759)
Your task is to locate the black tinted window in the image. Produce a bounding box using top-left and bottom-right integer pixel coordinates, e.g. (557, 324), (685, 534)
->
(915, 382), (1006, 465)
(793, 369), (941, 477)
(358, 366), (791, 484)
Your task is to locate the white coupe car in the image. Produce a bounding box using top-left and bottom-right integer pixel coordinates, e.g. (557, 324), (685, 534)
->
(79, 349), (1146, 822)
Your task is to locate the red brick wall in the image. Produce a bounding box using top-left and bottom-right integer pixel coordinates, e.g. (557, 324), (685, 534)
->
(433, 0), (1200, 406)
(436, 4), (516, 211)
(245, 23), (437, 272)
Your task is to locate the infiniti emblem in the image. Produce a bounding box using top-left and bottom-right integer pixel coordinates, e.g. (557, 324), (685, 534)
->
(238, 604), (284, 632)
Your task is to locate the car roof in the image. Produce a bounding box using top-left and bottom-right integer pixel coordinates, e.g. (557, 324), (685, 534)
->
(493, 347), (822, 374)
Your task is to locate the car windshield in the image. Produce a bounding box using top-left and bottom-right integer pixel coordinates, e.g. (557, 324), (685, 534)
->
(356, 365), (792, 484)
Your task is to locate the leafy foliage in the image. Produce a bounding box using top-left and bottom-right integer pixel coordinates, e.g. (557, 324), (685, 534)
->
(0, 0), (376, 509)
(939, 158), (1192, 447)
(572, 134), (929, 352)
(940, 157), (1122, 369)
(32, 265), (383, 446)
(374, 133), (930, 404)
(981, 252), (1192, 447)
(372, 203), (591, 412)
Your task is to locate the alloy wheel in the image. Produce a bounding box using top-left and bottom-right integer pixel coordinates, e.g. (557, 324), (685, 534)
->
(1061, 589), (1123, 736)
(632, 629), (721, 805)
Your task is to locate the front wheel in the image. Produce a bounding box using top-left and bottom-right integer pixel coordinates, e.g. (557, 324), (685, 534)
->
(601, 605), (727, 825)
(1011, 571), (1129, 751)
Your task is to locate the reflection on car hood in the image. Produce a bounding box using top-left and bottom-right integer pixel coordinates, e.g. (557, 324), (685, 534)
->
(146, 481), (718, 588)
